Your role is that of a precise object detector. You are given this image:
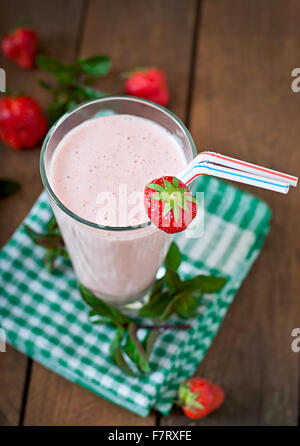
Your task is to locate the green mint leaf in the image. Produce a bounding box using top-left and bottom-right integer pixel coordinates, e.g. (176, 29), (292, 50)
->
(0, 180), (21, 198)
(38, 79), (59, 94)
(114, 346), (136, 376)
(173, 292), (199, 318)
(79, 283), (129, 325)
(46, 215), (59, 232)
(144, 329), (161, 359)
(77, 55), (111, 77)
(146, 183), (164, 192)
(74, 85), (107, 100)
(185, 275), (227, 293)
(48, 100), (68, 126)
(24, 224), (64, 250)
(65, 99), (77, 112)
(36, 54), (65, 73)
(149, 277), (164, 300)
(109, 326), (125, 356)
(43, 247), (69, 272)
(43, 249), (59, 273)
(139, 292), (172, 319)
(88, 310), (113, 325)
(124, 323), (151, 373)
(37, 55), (78, 85)
(165, 241), (181, 272)
(165, 270), (181, 295)
(159, 296), (177, 320)
(56, 66), (78, 86)
(110, 327), (135, 376)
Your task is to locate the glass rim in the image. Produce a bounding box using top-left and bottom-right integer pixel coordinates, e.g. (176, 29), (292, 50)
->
(40, 95), (197, 232)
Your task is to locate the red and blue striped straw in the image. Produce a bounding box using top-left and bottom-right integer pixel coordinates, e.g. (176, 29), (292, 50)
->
(178, 151), (298, 194)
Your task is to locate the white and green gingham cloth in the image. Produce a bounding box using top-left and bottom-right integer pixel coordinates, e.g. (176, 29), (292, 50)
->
(0, 176), (271, 416)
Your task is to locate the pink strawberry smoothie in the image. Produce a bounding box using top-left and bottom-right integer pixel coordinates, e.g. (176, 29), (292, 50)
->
(49, 114), (187, 304)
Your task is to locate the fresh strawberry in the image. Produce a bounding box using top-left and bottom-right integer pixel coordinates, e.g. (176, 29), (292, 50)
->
(2, 28), (38, 69)
(178, 377), (225, 419)
(0, 96), (48, 150)
(125, 68), (170, 107)
(144, 176), (197, 234)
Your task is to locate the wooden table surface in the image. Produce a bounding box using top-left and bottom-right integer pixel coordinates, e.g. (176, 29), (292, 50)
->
(0, 0), (299, 426)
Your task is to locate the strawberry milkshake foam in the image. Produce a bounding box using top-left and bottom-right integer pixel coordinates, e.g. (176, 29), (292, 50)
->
(48, 113), (187, 304)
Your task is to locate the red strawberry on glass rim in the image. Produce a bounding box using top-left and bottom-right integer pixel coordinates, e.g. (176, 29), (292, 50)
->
(178, 377), (225, 419)
(2, 28), (38, 69)
(144, 176), (197, 234)
(125, 68), (170, 107)
(0, 95), (48, 150)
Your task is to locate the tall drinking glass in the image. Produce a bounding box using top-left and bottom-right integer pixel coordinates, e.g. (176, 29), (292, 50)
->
(40, 96), (196, 306)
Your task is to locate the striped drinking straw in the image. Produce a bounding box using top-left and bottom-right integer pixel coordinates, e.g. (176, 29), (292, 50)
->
(177, 151), (298, 194)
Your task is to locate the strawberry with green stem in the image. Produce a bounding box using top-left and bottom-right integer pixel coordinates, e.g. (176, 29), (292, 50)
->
(178, 377), (225, 419)
(144, 176), (198, 233)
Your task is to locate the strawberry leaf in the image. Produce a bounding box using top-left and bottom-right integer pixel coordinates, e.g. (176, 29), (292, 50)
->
(172, 177), (179, 188)
(185, 194), (198, 204)
(146, 183), (164, 192)
(163, 178), (173, 189)
(163, 202), (171, 216)
(150, 193), (160, 200)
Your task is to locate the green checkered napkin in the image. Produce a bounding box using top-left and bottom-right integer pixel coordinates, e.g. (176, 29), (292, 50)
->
(0, 176), (271, 416)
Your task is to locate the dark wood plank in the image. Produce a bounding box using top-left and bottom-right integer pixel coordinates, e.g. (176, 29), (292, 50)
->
(24, 363), (156, 426)
(24, 0), (197, 426)
(0, 0), (84, 426)
(79, 0), (197, 121)
(0, 346), (27, 426)
(163, 0), (300, 426)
